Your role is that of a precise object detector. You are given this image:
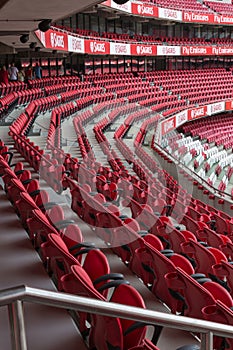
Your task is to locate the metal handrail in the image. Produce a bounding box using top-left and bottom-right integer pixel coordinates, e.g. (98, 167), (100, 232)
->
(1, 285), (233, 350)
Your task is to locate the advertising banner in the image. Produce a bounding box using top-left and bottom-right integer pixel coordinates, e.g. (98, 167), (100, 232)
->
(85, 40), (110, 55)
(131, 44), (157, 56)
(161, 116), (176, 136)
(110, 42), (131, 55)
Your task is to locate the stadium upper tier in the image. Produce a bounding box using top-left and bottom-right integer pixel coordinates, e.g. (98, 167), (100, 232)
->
(140, 0), (211, 13)
(138, 0), (233, 14)
(53, 25), (233, 48)
(204, 1), (233, 15)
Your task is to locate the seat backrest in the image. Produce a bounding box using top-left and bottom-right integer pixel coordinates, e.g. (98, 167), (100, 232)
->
(46, 205), (65, 225)
(16, 191), (38, 223)
(202, 300), (233, 350)
(130, 242), (176, 309)
(61, 224), (83, 249)
(181, 240), (219, 275)
(26, 208), (58, 243)
(82, 249), (110, 296)
(41, 233), (78, 287)
(110, 283), (147, 349)
(61, 264), (123, 350)
(165, 267), (218, 318)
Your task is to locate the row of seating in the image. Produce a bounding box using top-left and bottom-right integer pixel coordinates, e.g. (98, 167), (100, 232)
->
(0, 81), (27, 97)
(204, 0), (233, 15)
(27, 75), (80, 89)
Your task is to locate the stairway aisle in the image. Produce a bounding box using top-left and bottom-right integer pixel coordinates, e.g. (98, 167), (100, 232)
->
(0, 185), (88, 350)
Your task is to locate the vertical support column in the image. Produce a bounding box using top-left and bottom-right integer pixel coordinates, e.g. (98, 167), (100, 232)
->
(8, 301), (27, 350)
(200, 331), (213, 350)
(145, 57), (147, 72)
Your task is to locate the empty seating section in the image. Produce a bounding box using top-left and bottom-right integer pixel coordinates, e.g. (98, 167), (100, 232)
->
(138, 69), (233, 115)
(182, 114), (233, 150)
(1, 68), (233, 348)
(170, 114), (233, 195)
(204, 1), (233, 15)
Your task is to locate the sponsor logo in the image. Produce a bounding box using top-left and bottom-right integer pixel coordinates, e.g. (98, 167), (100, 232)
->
(50, 32), (65, 48)
(163, 118), (175, 133)
(225, 101), (233, 110)
(210, 103), (224, 114)
(177, 111), (187, 125)
(164, 9), (178, 19)
(191, 13), (209, 22)
(190, 107), (205, 119)
(71, 37), (82, 52)
(136, 45), (153, 55)
(184, 12), (209, 22)
(137, 3), (154, 15)
(184, 12), (191, 21)
(89, 41), (106, 53)
(161, 46), (178, 55)
(183, 46), (207, 55)
(159, 7), (181, 20)
(115, 44), (127, 54)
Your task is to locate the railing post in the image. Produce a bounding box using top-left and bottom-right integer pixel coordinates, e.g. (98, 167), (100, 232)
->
(200, 331), (214, 350)
(8, 301), (27, 350)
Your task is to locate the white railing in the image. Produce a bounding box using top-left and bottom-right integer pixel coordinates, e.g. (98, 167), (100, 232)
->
(1, 285), (233, 350)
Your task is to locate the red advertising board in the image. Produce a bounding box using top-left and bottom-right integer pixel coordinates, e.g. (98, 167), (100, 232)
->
(183, 12), (215, 23)
(131, 2), (158, 17)
(188, 106), (208, 121)
(212, 46), (233, 55)
(213, 14), (233, 25)
(35, 29), (68, 51)
(84, 40), (110, 55)
(46, 29), (68, 51)
(131, 44), (157, 56)
(182, 46), (213, 56)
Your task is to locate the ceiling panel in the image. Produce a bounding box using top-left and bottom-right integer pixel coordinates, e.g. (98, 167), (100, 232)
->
(0, 0), (102, 49)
